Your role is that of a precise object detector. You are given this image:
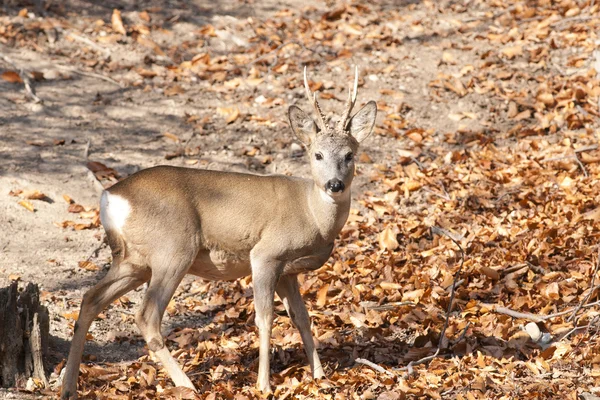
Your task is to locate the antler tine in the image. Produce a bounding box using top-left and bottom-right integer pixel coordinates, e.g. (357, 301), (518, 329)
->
(337, 65), (359, 131)
(303, 66), (329, 131)
(352, 65), (358, 104)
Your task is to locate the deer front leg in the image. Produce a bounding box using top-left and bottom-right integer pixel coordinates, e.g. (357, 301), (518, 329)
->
(276, 274), (324, 380)
(251, 254), (283, 393)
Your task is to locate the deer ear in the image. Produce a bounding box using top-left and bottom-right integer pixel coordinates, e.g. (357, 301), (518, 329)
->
(288, 105), (317, 146)
(348, 101), (377, 143)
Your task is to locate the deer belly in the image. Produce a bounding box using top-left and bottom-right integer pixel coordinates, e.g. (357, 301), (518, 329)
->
(189, 250), (251, 281)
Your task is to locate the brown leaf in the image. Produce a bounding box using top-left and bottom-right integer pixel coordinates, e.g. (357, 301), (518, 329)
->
(111, 9), (127, 35)
(139, 10), (151, 22)
(480, 266), (500, 280)
(79, 261), (99, 271)
(217, 107), (240, 124)
(513, 110), (531, 121)
(316, 283), (330, 307)
(161, 387), (196, 399)
(62, 311), (79, 321)
(1, 71), (23, 83)
(542, 282), (560, 300)
(379, 225), (399, 251)
(163, 132), (181, 142)
(18, 200), (35, 212)
(322, 7), (345, 21)
(21, 189), (46, 200)
(137, 68), (158, 78)
(164, 84), (185, 96)
(136, 36), (165, 56)
(501, 45), (523, 59)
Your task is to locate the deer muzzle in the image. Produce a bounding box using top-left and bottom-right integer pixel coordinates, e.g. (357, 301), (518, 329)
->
(325, 179), (345, 194)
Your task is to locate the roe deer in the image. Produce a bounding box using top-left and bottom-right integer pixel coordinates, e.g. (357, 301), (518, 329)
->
(60, 67), (377, 398)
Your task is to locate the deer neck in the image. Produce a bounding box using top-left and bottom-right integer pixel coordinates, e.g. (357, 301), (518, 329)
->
(308, 182), (351, 243)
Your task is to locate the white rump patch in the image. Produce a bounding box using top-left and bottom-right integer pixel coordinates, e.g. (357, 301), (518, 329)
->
(100, 191), (131, 234)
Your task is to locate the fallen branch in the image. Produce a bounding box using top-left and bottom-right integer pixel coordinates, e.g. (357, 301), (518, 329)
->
(360, 301), (416, 312)
(396, 226), (466, 371)
(55, 64), (123, 88)
(574, 153), (589, 177)
(65, 31), (111, 59)
(0, 53), (43, 103)
(550, 15), (593, 28)
(354, 358), (395, 376)
(422, 187), (451, 201)
(485, 299), (600, 322)
(542, 144), (598, 162)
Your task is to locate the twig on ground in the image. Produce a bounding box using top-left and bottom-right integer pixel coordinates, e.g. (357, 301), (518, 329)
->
(85, 239), (107, 263)
(354, 358), (395, 376)
(568, 246), (600, 322)
(83, 140), (91, 160)
(422, 187), (451, 201)
(541, 143), (598, 175)
(65, 31), (111, 59)
(575, 144), (599, 153)
(0, 53), (43, 103)
(360, 301), (416, 311)
(453, 321), (471, 345)
(55, 64), (123, 88)
(574, 153), (589, 177)
(560, 325), (590, 342)
(501, 263), (529, 276)
(396, 226), (466, 371)
(489, 306), (547, 323)
(445, 278), (465, 291)
(486, 300), (600, 322)
(550, 15), (593, 28)
(411, 157), (425, 170)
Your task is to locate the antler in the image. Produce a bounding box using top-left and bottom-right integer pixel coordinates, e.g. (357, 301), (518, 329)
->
(303, 66), (330, 132)
(337, 66), (359, 132)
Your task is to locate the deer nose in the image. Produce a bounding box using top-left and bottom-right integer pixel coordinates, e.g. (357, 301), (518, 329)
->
(326, 179), (345, 193)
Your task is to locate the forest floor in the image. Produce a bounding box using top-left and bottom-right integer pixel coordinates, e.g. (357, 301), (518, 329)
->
(1, 0), (600, 399)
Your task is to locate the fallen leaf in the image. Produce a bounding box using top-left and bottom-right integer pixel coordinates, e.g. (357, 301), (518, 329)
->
(1, 70), (23, 83)
(79, 261), (100, 271)
(8, 274), (20, 281)
(111, 9), (127, 35)
(316, 283), (330, 307)
(18, 200), (35, 212)
(217, 107), (240, 124)
(379, 225), (399, 251)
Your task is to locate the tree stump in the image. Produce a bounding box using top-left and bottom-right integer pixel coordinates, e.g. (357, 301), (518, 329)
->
(0, 282), (49, 388)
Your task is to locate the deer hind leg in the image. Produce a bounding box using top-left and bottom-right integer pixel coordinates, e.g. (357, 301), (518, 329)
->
(134, 249), (197, 390)
(276, 274), (324, 380)
(61, 259), (150, 400)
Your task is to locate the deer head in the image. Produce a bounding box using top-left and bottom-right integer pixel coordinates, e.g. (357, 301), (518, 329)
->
(288, 67), (377, 200)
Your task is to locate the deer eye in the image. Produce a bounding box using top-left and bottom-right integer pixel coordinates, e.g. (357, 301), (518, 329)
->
(345, 152), (354, 161)
(315, 153), (323, 161)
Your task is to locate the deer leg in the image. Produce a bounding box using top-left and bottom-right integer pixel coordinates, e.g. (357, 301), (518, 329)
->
(251, 255), (283, 393)
(276, 274), (324, 380)
(61, 261), (150, 400)
(134, 254), (195, 390)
